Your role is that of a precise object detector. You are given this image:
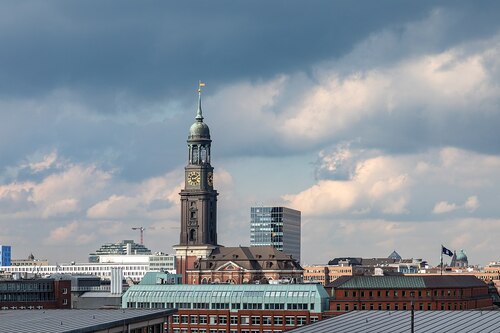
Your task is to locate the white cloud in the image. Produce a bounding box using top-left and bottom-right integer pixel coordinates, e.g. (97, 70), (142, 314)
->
(464, 196), (479, 212)
(433, 201), (458, 214)
(25, 150), (59, 173)
(284, 147), (500, 221)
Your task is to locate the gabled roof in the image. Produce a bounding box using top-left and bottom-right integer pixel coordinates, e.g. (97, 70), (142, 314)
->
(328, 275), (487, 289)
(329, 276), (426, 289)
(189, 246), (302, 272)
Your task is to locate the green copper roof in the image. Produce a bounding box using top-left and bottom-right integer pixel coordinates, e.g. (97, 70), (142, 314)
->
(335, 276), (426, 289)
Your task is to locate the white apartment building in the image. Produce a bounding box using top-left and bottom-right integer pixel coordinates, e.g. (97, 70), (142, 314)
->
(0, 254), (176, 282)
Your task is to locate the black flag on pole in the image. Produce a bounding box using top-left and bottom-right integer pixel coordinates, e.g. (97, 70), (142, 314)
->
(442, 245), (453, 257)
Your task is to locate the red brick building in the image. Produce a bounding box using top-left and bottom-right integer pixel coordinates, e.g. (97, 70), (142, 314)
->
(171, 309), (322, 333)
(327, 275), (493, 315)
(186, 246), (303, 285)
(0, 278), (71, 309)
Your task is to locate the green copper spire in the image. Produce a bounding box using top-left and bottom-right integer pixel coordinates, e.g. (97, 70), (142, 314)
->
(196, 80), (205, 122)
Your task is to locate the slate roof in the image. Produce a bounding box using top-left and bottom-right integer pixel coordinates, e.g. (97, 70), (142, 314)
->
(330, 276), (426, 289)
(190, 246), (302, 272)
(288, 311), (500, 333)
(0, 309), (175, 333)
(328, 275), (487, 290)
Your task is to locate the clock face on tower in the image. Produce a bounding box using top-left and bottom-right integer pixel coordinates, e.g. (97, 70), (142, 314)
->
(187, 171), (201, 185)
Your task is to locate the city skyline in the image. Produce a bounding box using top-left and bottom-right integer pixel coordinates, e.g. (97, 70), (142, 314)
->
(0, 1), (500, 265)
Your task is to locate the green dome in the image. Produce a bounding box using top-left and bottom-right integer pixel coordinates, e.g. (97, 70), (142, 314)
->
(456, 249), (468, 262)
(189, 121), (210, 138)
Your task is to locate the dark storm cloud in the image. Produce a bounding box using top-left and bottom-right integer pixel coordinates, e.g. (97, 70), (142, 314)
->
(0, 0), (467, 105)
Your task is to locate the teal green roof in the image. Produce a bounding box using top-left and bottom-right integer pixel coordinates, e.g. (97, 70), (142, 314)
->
(122, 283), (329, 313)
(335, 276), (426, 289)
(139, 272), (182, 285)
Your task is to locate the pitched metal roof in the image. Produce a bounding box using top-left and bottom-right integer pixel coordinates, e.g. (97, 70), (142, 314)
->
(288, 311), (500, 333)
(0, 309), (175, 333)
(329, 275), (486, 289)
(330, 276), (426, 289)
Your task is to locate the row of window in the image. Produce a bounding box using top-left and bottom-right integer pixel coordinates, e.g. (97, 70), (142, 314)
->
(129, 290), (315, 298)
(335, 302), (468, 311)
(127, 302), (315, 311)
(0, 283), (53, 291)
(174, 328), (290, 333)
(172, 314), (317, 326)
(342, 289), (464, 298)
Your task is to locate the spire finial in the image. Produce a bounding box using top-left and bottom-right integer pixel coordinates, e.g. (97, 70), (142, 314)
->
(196, 81), (206, 121)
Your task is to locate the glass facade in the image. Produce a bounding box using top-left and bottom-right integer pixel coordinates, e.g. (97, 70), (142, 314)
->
(0, 245), (11, 266)
(250, 207), (301, 263)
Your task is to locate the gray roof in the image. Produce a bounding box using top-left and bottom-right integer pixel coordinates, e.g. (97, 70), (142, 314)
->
(331, 276), (426, 289)
(289, 311), (500, 333)
(191, 246), (302, 271)
(329, 275), (487, 289)
(0, 309), (175, 333)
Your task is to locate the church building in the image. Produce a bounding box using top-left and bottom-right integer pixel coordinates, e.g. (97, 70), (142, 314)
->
(173, 84), (303, 284)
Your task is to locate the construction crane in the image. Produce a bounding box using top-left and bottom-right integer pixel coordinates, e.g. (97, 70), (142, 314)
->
(131, 227), (145, 245)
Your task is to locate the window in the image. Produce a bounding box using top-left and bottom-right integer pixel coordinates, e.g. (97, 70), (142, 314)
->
(297, 317), (307, 326)
(369, 291), (373, 297)
(378, 304), (382, 310)
(310, 317), (319, 323)
(62, 299), (68, 305)
(285, 317), (294, 326)
(344, 304), (349, 311)
(181, 316), (188, 324)
(263, 317), (272, 325)
(369, 304), (374, 310)
(336, 304), (341, 311)
(361, 291), (365, 297)
(352, 291), (357, 297)
(386, 304), (391, 310)
(403, 304), (407, 310)
(361, 304), (365, 310)
(394, 291), (398, 297)
(251, 316), (260, 325)
(353, 304), (358, 310)
(219, 316), (227, 325)
(230, 316), (238, 325)
(62, 288), (68, 294)
(386, 291), (390, 297)
(395, 304), (399, 310)
(191, 316), (198, 324)
(273, 316), (283, 325)
(402, 291), (406, 297)
(344, 291), (349, 297)
(200, 316), (207, 324)
(241, 316), (250, 325)
(209, 316), (217, 325)
(173, 315), (180, 324)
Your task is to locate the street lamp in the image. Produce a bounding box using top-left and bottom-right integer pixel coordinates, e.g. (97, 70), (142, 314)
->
(410, 291), (415, 333)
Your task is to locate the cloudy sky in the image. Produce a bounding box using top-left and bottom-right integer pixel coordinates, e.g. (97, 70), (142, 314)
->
(1, 1), (499, 266)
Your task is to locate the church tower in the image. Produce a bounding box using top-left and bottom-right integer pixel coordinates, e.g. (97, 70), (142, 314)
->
(174, 83), (218, 282)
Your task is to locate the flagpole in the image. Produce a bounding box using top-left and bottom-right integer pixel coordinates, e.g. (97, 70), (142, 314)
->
(440, 245), (443, 276)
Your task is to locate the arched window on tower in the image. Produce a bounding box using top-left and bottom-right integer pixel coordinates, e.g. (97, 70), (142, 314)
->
(200, 146), (207, 163)
(192, 145), (199, 164)
(189, 229), (196, 242)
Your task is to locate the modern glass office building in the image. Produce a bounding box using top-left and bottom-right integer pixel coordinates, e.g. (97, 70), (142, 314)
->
(250, 207), (301, 263)
(0, 245), (11, 266)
